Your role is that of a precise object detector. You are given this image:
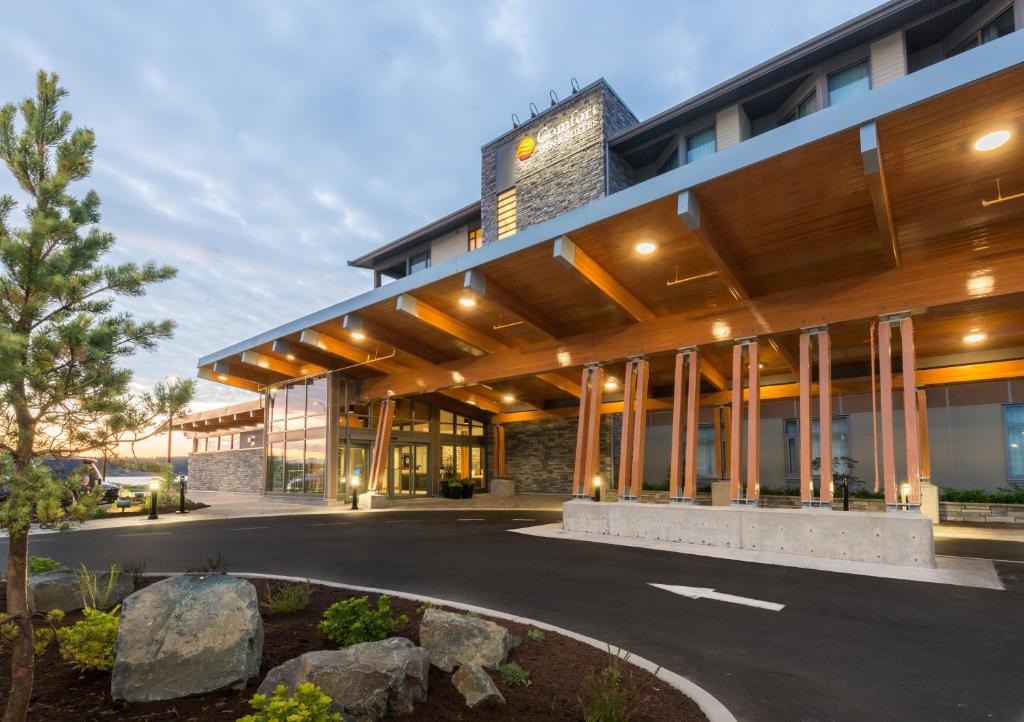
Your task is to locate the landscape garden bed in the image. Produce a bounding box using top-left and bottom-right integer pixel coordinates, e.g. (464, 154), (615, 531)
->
(0, 576), (707, 721)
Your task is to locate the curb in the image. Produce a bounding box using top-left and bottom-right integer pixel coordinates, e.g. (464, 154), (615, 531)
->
(144, 571), (737, 722)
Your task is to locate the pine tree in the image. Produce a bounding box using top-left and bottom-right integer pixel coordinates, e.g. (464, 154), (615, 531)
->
(0, 71), (178, 722)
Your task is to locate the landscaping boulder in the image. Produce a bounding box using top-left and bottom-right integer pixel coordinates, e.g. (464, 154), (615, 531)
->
(258, 637), (428, 720)
(419, 608), (519, 672)
(453, 662), (505, 707)
(27, 569), (133, 613)
(111, 574), (263, 702)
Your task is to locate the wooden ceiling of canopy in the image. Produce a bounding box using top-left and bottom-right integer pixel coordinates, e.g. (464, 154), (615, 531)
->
(207, 64), (1024, 410)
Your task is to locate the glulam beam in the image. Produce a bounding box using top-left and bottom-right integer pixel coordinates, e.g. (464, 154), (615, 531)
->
(299, 329), (408, 374)
(463, 269), (561, 339)
(552, 237), (655, 323)
(860, 122), (900, 269)
(240, 350), (309, 378)
(396, 294), (510, 355)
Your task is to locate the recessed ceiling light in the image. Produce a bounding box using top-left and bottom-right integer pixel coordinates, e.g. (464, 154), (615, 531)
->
(603, 378), (618, 390)
(216, 373), (228, 381)
(286, 353), (296, 361)
(974, 130), (1011, 151)
(635, 241), (657, 255)
(459, 295), (477, 308)
(963, 332), (987, 344)
(502, 394), (515, 403)
(351, 331), (366, 341)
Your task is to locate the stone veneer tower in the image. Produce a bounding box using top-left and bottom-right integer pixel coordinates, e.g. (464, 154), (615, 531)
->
(480, 79), (638, 245)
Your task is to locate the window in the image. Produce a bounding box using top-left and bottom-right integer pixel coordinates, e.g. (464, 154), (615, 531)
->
(685, 128), (716, 164)
(408, 251), (430, 274)
(783, 416), (852, 478)
(496, 188), (517, 240)
(697, 424), (715, 477)
(780, 91), (817, 125)
(953, 7), (1015, 55)
(266, 375), (330, 494)
(1005, 405), (1024, 482)
(827, 62), (870, 107)
(468, 227), (483, 251)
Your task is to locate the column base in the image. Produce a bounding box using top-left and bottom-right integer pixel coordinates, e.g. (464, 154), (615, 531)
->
(731, 498), (758, 507)
(571, 493), (593, 501)
(669, 496), (695, 504)
(619, 494), (640, 503)
(886, 502), (922, 513)
(801, 500), (833, 510)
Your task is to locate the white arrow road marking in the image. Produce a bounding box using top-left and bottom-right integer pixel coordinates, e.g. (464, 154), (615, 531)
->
(650, 584), (785, 612)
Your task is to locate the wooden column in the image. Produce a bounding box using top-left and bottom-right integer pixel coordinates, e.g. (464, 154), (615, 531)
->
(683, 349), (701, 501)
(721, 406), (732, 480)
(878, 321), (898, 507)
(583, 365), (605, 497)
(571, 366), (592, 498)
(818, 329), (833, 504)
(746, 340), (760, 501)
(629, 358), (649, 500)
(798, 332), (813, 504)
(917, 389), (931, 483)
(368, 398), (395, 493)
(712, 407), (724, 480)
(493, 425), (506, 478)
(618, 360), (637, 499)
(900, 316), (922, 505)
(668, 352), (685, 501)
(729, 343), (743, 502)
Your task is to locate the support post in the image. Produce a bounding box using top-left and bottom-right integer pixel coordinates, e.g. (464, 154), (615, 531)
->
(878, 321), (898, 508)
(745, 340), (760, 502)
(669, 352), (685, 502)
(368, 398), (395, 494)
(583, 365), (605, 498)
(799, 332), (813, 505)
(917, 389), (931, 483)
(618, 360), (637, 500)
(712, 406), (723, 479)
(683, 349), (700, 502)
(629, 358), (649, 500)
(818, 329), (833, 504)
(900, 316), (922, 507)
(729, 343), (743, 503)
(493, 425), (506, 478)
(571, 366), (592, 499)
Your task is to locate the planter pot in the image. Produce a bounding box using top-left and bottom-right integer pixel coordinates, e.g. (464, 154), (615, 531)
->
(461, 485), (474, 499)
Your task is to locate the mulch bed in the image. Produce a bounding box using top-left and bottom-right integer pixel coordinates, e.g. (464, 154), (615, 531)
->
(0, 578), (706, 721)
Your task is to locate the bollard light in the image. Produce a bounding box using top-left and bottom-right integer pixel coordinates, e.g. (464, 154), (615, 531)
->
(899, 481), (911, 508)
(148, 479), (160, 520)
(351, 476), (360, 510)
(592, 476), (602, 502)
(177, 474), (188, 514)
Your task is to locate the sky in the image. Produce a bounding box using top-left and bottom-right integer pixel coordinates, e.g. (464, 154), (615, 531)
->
(0, 0), (882, 455)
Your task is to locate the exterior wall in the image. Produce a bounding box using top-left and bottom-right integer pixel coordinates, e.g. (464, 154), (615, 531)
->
(187, 447), (264, 494)
(503, 416), (617, 495)
(715, 104), (750, 150)
(480, 81), (637, 245)
(870, 32), (908, 88)
(430, 225), (469, 266)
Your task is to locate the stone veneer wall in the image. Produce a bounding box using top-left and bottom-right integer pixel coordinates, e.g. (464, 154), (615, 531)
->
(503, 415), (620, 495)
(187, 448), (263, 494)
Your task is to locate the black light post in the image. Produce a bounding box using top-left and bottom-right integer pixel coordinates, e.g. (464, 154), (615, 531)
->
(350, 476), (360, 510)
(148, 479), (160, 520)
(178, 474), (188, 514)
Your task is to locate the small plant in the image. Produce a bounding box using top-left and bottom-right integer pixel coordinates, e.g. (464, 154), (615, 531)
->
(579, 650), (640, 722)
(28, 556), (66, 575)
(56, 606), (120, 672)
(185, 551), (228, 573)
(319, 595), (408, 647)
(498, 661), (532, 687)
(121, 559), (146, 589)
(238, 683), (342, 722)
(74, 562), (121, 610)
(416, 601), (436, 614)
(527, 628), (546, 642)
(262, 580), (312, 614)
(31, 609), (66, 656)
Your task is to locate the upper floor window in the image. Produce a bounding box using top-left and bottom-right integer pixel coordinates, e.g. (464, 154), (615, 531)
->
(953, 6), (1015, 55)
(468, 227), (483, 251)
(783, 415), (852, 478)
(780, 90), (817, 125)
(1005, 405), (1024, 482)
(408, 250), (430, 274)
(685, 128), (716, 164)
(827, 62), (870, 107)
(496, 187), (517, 240)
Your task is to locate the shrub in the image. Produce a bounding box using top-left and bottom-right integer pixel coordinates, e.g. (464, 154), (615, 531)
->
(262, 580), (312, 614)
(497, 661), (532, 687)
(579, 652), (639, 722)
(239, 683), (342, 722)
(319, 595), (408, 647)
(31, 609), (66, 656)
(941, 487), (1024, 504)
(56, 606), (120, 672)
(527, 628), (546, 642)
(74, 562), (121, 610)
(28, 556), (65, 575)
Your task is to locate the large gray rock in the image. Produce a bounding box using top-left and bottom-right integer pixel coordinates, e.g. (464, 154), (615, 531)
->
(453, 662), (505, 707)
(27, 569), (133, 613)
(258, 638), (428, 720)
(419, 608), (519, 672)
(111, 574), (263, 702)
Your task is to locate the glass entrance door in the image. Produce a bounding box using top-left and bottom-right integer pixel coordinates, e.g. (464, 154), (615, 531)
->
(391, 443), (429, 496)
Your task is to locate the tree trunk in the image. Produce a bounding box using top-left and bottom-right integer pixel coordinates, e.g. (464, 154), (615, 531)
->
(3, 529), (32, 722)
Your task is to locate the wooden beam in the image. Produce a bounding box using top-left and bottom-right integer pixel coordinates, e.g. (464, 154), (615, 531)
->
(361, 245), (1024, 401)
(552, 236), (656, 322)
(343, 314), (441, 367)
(860, 122), (900, 269)
(299, 329), (409, 375)
(678, 190), (749, 302)
(699, 359), (729, 391)
(535, 372), (582, 398)
(271, 339), (340, 372)
(464, 269), (561, 339)
(396, 294), (510, 355)
(206, 360), (278, 388)
(240, 350), (309, 378)
(436, 387), (503, 415)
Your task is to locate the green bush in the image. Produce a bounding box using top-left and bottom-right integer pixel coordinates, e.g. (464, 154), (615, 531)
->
(238, 683), (342, 722)
(28, 556), (65, 575)
(262, 580), (312, 614)
(579, 653), (638, 722)
(497, 661), (531, 687)
(527, 628), (546, 642)
(941, 487), (1024, 504)
(319, 595), (408, 647)
(56, 606), (120, 672)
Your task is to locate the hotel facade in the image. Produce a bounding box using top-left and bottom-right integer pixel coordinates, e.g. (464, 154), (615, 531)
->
(178, 0), (1024, 526)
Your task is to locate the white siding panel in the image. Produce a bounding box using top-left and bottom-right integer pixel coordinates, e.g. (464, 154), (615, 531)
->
(870, 32), (908, 88)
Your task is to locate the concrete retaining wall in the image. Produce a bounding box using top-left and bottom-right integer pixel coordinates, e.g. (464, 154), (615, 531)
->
(562, 500), (936, 568)
(187, 448), (263, 494)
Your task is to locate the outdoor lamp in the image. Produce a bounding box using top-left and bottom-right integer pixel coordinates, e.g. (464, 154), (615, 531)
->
(900, 482), (911, 507)
(592, 476), (602, 502)
(148, 479), (160, 520)
(177, 474), (188, 514)
(351, 476), (360, 510)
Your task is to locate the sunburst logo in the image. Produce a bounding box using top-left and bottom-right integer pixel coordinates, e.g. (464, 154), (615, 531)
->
(516, 136), (535, 161)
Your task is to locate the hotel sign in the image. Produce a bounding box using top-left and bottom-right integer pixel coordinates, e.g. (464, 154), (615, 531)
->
(517, 103), (600, 162)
